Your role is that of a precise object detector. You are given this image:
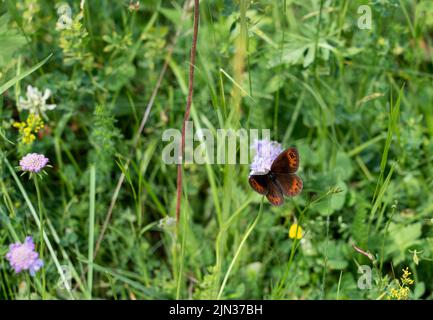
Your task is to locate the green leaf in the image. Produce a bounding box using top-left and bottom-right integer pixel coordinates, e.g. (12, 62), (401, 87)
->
(320, 241), (348, 270)
(352, 204), (369, 246)
(0, 14), (26, 67)
(316, 181), (347, 216)
(0, 53), (53, 95)
(334, 151), (354, 181)
(158, 8), (182, 26)
(104, 58), (136, 91)
(386, 222), (422, 265)
(303, 44), (316, 68)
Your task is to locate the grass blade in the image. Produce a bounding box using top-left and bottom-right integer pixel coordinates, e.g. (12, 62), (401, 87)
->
(87, 165), (96, 299)
(0, 53), (52, 95)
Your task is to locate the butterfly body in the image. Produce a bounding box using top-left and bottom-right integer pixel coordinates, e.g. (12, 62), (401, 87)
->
(249, 147), (303, 206)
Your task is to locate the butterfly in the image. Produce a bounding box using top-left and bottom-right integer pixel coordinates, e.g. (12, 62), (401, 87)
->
(248, 147), (303, 206)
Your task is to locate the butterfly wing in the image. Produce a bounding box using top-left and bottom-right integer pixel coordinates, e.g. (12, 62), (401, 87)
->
(266, 181), (284, 206)
(248, 174), (269, 195)
(274, 173), (303, 197)
(271, 147), (300, 174)
(250, 147), (302, 204)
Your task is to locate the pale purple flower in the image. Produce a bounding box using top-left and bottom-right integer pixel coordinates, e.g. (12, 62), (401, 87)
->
(250, 139), (283, 175)
(19, 153), (49, 173)
(6, 236), (44, 276)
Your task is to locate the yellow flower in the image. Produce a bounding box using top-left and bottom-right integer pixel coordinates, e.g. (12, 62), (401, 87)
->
(13, 114), (44, 145)
(289, 223), (303, 240)
(387, 267), (414, 300)
(12, 122), (25, 130)
(401, 267), (414, 286)
(389, 287), (410, 300)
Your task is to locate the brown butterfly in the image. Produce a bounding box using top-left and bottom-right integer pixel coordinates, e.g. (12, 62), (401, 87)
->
(249, 147), (303, 206)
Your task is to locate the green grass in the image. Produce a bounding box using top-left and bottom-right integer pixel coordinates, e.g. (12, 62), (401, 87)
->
(1, 0), (433, 300)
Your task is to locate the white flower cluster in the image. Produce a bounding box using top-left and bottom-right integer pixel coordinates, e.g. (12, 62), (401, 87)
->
(18, 85), (57, 115)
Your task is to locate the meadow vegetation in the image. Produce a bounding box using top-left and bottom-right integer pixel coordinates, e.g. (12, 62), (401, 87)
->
(1, 0), (433, 300)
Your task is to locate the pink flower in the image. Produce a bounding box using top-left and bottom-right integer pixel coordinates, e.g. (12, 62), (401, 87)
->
(19, 153), (49, 173)
(6, 236), (44, 276)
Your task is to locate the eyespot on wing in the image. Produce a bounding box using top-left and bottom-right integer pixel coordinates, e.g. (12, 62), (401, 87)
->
(271, 147), (300, 174)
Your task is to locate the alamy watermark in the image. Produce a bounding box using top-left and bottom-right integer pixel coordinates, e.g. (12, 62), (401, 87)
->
(357, 265), (372, 290)
(56, 3), (72, 30)
(56, 1), (85, 30)
(357, 5), (372, 30)
(161, 121), (272, 165)
(56, 265), (72, 291)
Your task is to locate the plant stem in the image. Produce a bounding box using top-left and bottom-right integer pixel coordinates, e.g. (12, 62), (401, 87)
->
(3, 156), (73, 298)
(175, 0), (200, 225)
(217, 199), (263, 299)
(87, 165), (96, 299)
(34, 177), (46, 299)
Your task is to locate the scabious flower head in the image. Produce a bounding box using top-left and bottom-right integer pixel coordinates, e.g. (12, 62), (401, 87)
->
(6, 236), (43, 276)
(250, 139), (283, 175)
(18, 85), (57, 115)
(19, 153), (49, 173)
